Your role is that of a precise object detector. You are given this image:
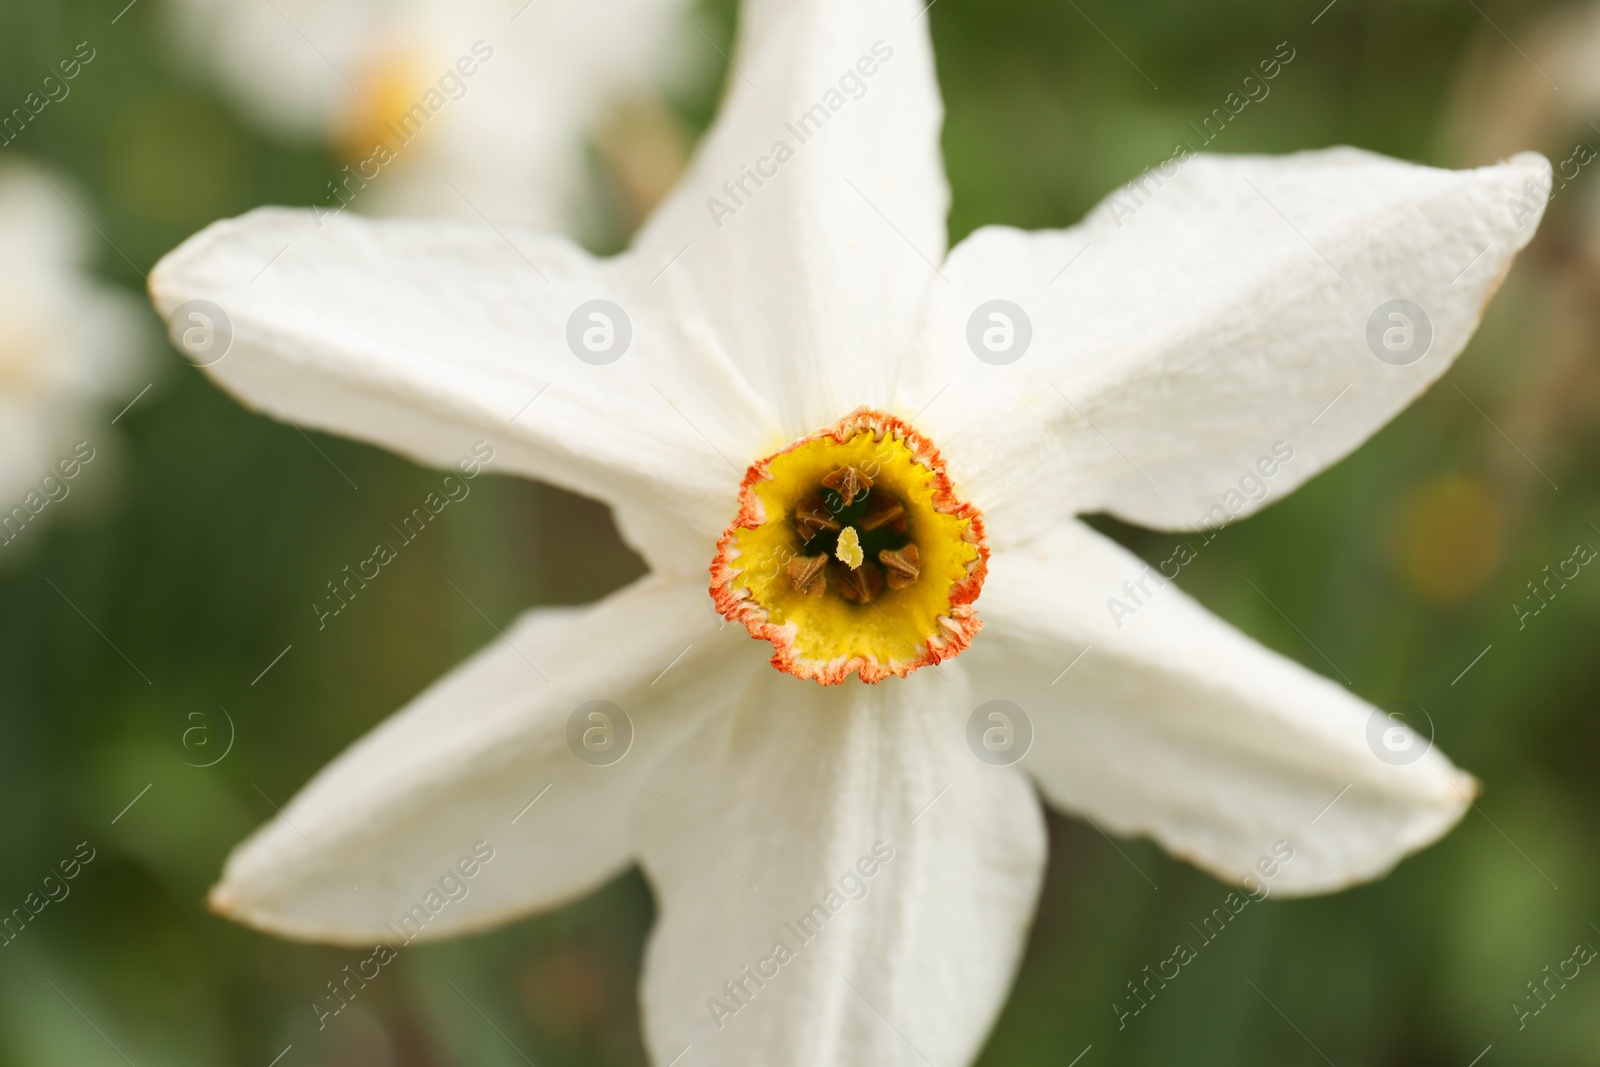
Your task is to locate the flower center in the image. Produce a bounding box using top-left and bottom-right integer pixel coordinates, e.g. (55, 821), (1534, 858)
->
(335, 44), (433, 164)
(0, 315), (42, 392)
(711, 408), (988, 685)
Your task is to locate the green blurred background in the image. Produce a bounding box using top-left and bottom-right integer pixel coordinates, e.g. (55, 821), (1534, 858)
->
(2, 0), (1598, 1063)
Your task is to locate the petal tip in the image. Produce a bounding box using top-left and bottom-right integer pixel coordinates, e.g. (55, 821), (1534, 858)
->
(1448, 768), (1481, 808)
(206, 879), (240, 918)
(1504, 149), (1552, 179)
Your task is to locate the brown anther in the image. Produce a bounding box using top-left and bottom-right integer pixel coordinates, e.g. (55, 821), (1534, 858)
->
(821, 465), (873, 507)
(787, 553), (828, 596)
(858, 495), (906, 533)
(835, 562), (883, 604)
(795, 495), (841, 538)
(878, 545), (921, 590)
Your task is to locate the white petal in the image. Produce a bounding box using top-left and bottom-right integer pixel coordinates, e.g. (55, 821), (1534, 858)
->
(913, 149), (1550, 545)
(633, 0), (949, 436)
(969, 521), (1474, 896)
(210, 576), (757, 945)
(150, 209), (762, 561)
(635, 667), (1045, 1067)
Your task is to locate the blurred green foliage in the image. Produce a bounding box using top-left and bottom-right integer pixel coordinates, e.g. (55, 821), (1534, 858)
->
(2, 0), (1597, 1064)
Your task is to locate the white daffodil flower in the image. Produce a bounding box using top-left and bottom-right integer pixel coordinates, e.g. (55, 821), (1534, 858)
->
(0, 166), (142, 541)
(167, 0), (697, 227)
(152, 1), (1548, 1062)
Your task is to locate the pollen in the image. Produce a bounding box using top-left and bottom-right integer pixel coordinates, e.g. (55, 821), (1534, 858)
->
(710, 408), (988, 685)
(836, 526), (864, 569)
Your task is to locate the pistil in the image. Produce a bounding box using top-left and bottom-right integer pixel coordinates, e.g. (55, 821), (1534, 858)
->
(836, 526), (864, 569)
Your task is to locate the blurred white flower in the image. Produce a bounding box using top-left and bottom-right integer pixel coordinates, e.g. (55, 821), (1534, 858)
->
(1447, 3), (1600, 256)
(166, 0), (701, 230)
(1440, 4), (1600, 476)
(153, 1), (1549, 1063)
(1450, 2), (1600, 152)
(0, 165), (143, 537)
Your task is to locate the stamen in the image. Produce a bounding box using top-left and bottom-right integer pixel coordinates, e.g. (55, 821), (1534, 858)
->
(836, 526), (864, 569)
(787, 553), (827, 596)
(821, 465), (873, 507)
(836, 563), (883, 604)
(796, 495), (840, 538)
(859, 496), (906, 533)
(879, 545), (921, 590)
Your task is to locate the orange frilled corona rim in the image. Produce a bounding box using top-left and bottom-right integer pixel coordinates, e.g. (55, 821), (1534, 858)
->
(710, 408), (989, 685)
